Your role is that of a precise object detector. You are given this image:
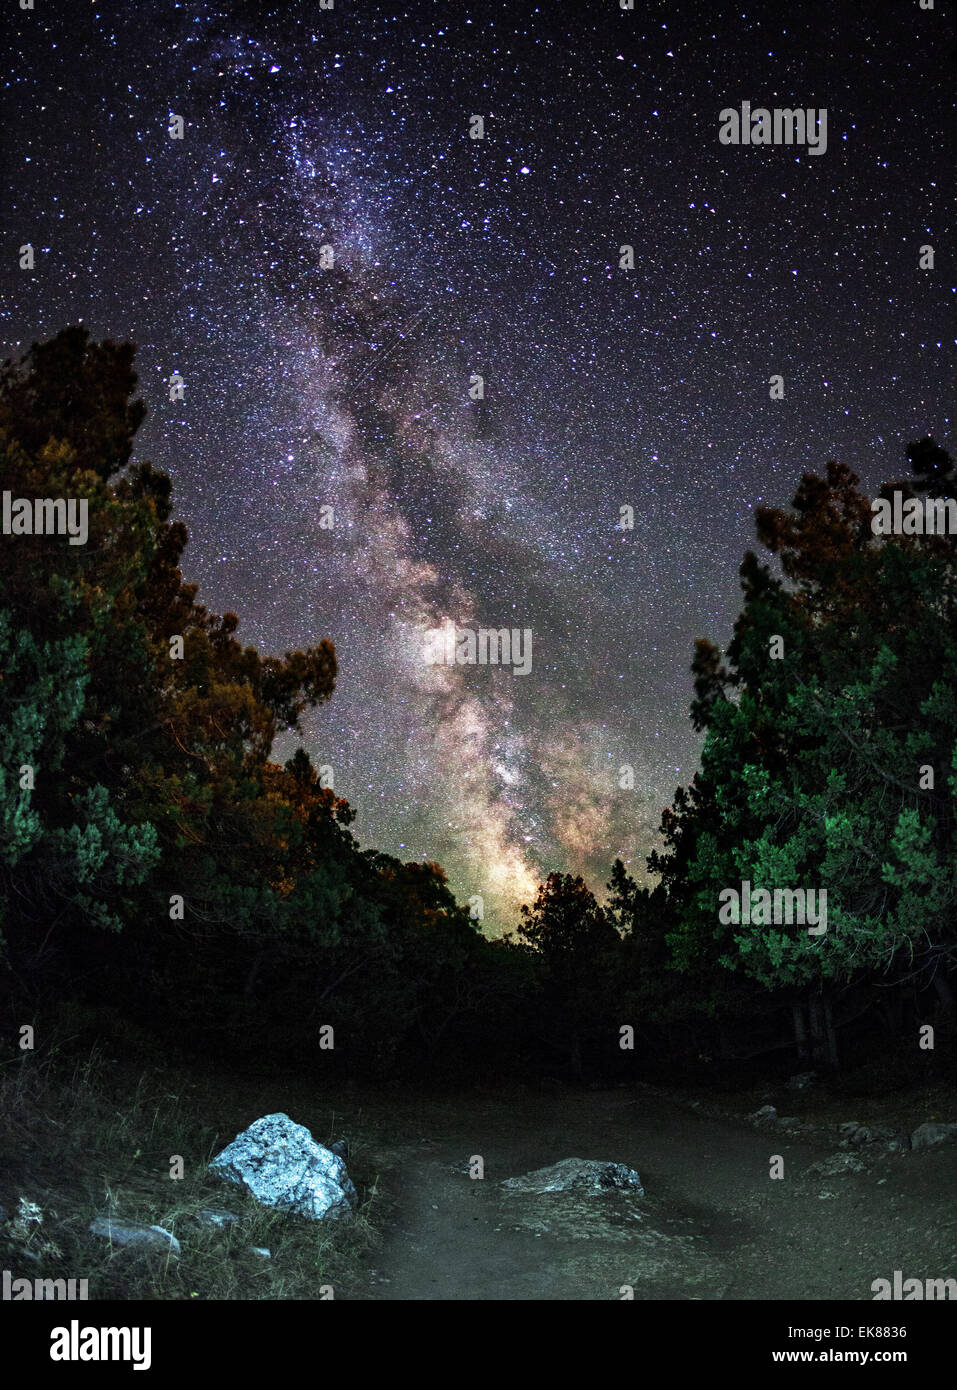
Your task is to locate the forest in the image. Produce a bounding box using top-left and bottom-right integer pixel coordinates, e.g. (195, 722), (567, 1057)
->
(1, 326), (955, 1090)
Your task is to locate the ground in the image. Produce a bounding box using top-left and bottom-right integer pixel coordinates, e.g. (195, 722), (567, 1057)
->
(2, 1053), (955, 1301)
(354, 1082), (957, 1301)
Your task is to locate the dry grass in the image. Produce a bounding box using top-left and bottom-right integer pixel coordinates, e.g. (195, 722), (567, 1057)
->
(0, 1029), (381, 1300)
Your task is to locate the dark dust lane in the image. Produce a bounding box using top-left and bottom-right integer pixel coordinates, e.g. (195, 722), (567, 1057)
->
(356, 1089), (957, 1301)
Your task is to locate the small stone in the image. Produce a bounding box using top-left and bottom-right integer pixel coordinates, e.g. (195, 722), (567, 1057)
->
(194, 1208), (239, 1229)
(870, 1125), (896, 1140)
(840, 1123), (897, 1149)
(749, 1105), (777, 1123)
(910, 1121), (957, 1151)
(805, 1152), (866, 1178)
(501, 1158), (643, 1196)
(248, 1246), (271, 1258)
(89, 1216), (180, 1256)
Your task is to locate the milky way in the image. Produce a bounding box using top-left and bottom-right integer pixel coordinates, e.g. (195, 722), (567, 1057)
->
(3, 1), (952, 929)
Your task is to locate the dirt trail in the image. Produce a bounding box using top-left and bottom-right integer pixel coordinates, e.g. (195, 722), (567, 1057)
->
(356, 1087), (957, 1300)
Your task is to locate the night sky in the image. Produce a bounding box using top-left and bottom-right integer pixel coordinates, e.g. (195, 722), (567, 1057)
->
(3, 1), (952, 930)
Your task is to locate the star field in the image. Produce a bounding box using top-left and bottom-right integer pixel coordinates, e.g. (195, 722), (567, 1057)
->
(3, 0), (952, 929)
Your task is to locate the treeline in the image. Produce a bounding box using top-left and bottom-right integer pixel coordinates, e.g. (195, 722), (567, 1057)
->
(0, 327), (526, 1078)
(0, 328), (954, 1085)
(616, 437), (957, 1077)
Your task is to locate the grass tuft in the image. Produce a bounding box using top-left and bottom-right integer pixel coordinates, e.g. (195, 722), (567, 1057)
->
(0, 1036), (380, 1300)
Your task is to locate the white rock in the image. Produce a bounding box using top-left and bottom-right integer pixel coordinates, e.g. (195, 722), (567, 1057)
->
(209, 1112), (357, 1221)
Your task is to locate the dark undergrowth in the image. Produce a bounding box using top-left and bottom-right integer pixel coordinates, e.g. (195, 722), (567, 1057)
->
(0, 1008), (382, 1301)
